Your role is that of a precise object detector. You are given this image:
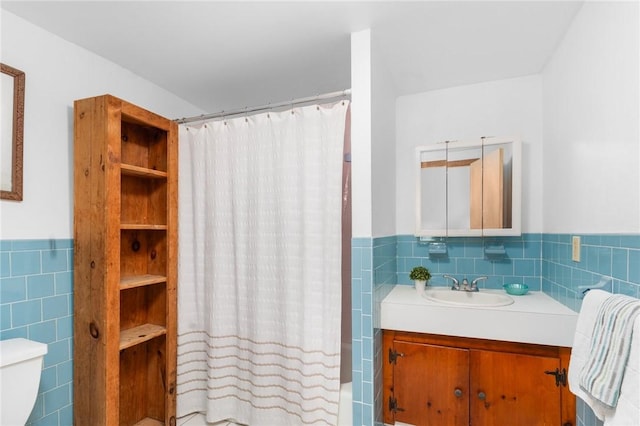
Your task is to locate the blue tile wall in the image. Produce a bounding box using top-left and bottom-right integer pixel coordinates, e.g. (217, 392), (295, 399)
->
(0, 239), (74, 426)
(542, 234), (640, 312)
(372, 236), (396, 426)
(351, 237), (372, 426)
(352, 236), (397, 426)
(396, 233), (542, 290)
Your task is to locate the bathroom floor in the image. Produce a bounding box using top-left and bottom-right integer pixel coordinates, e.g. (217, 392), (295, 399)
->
(177, 413), (242, 426)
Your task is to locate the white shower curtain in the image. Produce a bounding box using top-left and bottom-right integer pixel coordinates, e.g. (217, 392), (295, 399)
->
(177, 101), (349, 425)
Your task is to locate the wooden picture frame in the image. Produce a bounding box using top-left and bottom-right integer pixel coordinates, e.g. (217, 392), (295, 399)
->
(1, 63), (25, 201)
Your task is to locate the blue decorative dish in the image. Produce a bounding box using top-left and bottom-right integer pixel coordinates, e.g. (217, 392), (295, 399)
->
(503, 283), (529, 296)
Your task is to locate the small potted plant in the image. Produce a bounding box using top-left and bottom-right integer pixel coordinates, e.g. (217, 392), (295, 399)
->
(410, 266), (431, 293)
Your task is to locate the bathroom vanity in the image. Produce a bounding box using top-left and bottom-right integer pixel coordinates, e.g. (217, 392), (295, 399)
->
(382, 285), (578, 426)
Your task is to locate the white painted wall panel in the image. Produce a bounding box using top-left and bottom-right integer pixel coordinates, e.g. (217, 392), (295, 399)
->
(351, 29), (373, 238)
(371, 31), (397, 238)
(0, 11), (204, 239)
(542, 2), (640, 233)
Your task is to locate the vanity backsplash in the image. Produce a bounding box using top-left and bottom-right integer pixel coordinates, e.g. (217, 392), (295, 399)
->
(393, 233), (639, 311)
(396, 233), (540, 290)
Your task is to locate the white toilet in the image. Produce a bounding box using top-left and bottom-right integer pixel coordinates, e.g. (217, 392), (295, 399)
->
(0, 338), (48, 425)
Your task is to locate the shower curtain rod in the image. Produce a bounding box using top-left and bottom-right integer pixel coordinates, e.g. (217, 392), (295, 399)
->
(175, 89), (351, 124)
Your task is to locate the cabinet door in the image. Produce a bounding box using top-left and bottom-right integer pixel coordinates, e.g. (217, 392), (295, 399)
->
(470, 349), (561, 426)
(394, 341), (469, 426)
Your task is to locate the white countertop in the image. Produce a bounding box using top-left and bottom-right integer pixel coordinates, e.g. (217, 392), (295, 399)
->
(381, 285), (578, 347)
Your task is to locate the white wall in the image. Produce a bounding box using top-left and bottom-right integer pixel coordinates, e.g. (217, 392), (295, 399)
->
(395, 75), (543, 235)
(370, 31), (397, 237)
(351, 29), (373, 238)
(0, 11), (204, 240)
(542, 1), (639, 234)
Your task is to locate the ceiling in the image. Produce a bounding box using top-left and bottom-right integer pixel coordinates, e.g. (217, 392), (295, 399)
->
(1, 1), (583, 114)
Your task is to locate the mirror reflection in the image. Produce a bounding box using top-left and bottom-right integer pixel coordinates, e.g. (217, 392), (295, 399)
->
(416, 137), (521, 237)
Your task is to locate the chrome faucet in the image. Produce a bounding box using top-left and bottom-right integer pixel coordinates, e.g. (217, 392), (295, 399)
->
(445, 275), (487, 292)
(443, 274), (459, 290)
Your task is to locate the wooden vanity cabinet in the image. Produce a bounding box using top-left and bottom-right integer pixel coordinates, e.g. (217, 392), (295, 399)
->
(74, 95), (177, 425)
(383, 331), (575, 426)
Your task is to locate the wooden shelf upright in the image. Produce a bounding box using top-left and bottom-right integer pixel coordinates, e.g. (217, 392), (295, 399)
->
(73, 95), (178, 425)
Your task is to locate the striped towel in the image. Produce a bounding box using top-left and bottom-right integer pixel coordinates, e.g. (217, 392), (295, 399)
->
(579, 294), (640, 408)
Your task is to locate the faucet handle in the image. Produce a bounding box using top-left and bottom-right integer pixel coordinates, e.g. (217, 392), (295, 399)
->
(443, 274), (459, 290)
(471, 276), (488, 287)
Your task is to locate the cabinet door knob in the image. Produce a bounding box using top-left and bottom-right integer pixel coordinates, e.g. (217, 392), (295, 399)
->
(478, 391), (486, 400)
(454, 388), (463, 398)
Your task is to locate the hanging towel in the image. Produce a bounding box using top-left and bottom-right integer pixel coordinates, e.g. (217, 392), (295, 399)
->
(569, 290), (614, 419)
(603, 315), (640, 426)
(569, 289), (640, 423)
(580, 294), (640, 407)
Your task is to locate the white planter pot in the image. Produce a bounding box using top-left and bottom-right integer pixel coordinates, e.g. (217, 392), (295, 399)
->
(414, 280), (427, 294)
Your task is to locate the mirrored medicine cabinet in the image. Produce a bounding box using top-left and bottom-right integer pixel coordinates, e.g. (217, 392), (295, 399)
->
(416, 137), (521, 237)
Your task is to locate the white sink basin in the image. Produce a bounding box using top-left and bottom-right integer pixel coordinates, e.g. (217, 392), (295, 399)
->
(422, 289), (514, 307)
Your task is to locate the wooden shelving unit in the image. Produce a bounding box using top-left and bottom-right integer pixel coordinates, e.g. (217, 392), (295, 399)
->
(74, 94), (177, 425)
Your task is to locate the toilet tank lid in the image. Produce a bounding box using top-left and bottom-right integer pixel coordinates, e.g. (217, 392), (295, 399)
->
(0, 338), (48, 368)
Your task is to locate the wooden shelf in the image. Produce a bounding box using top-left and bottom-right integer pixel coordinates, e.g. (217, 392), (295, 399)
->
(75, 94), (177, 424)
(120, 274), (166, 290)
(133, 417), (164, 426)
(121, 163), (168, 179)
(121, 224), (168, 230)
(120, 323), (166, 351)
